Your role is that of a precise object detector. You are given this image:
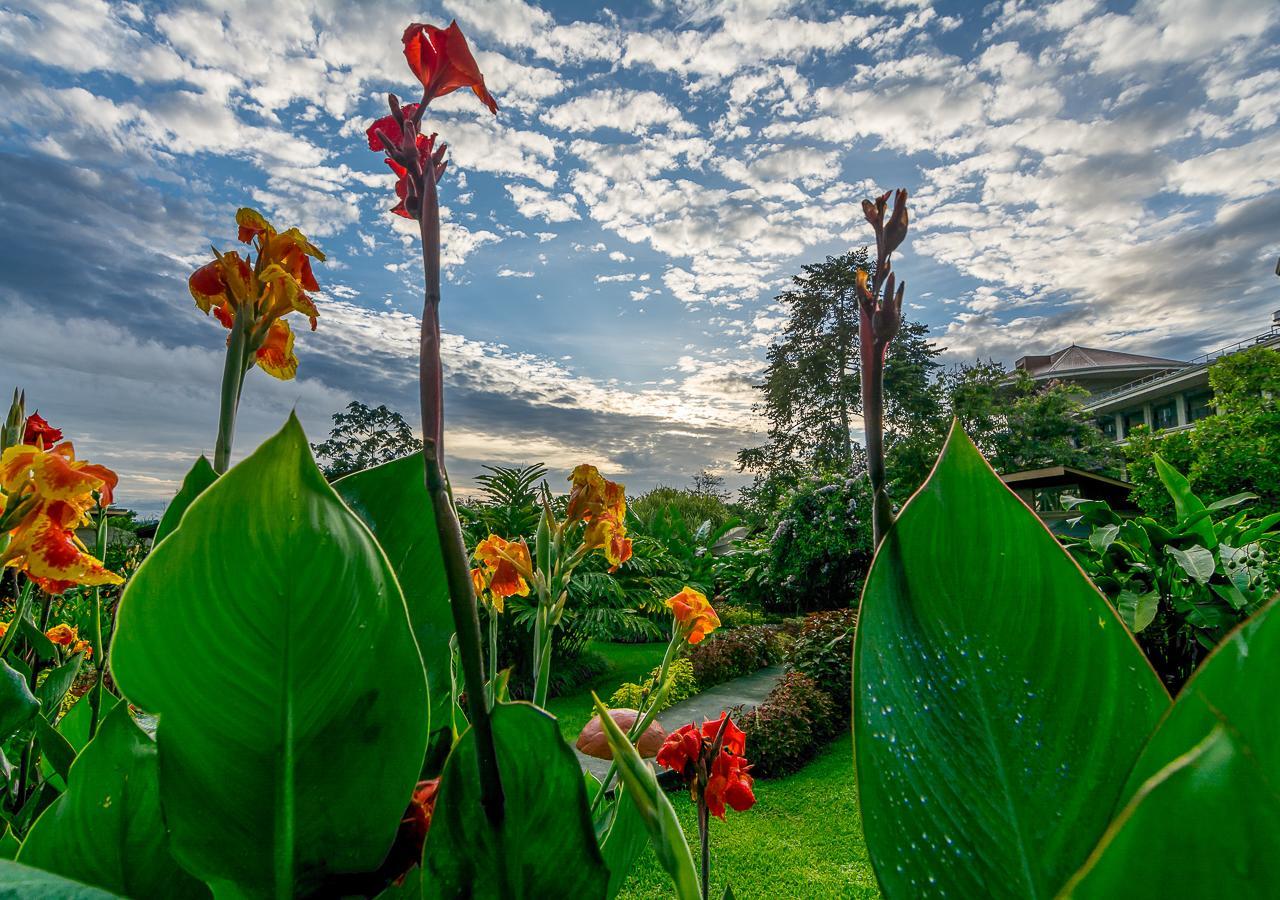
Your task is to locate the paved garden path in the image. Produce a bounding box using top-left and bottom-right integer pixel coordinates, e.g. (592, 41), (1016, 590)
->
(576, 665), (785, 782)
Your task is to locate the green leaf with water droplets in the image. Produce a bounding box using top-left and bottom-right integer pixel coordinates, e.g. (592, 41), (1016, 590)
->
(853, 422), (1169, 899)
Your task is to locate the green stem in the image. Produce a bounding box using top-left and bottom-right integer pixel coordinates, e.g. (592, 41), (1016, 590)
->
(416, 150), (505, 831)
(213, 314), (252, 475)
(486, 607), (498, 708)
(88, 504), (109, 738)
(698, 793), (711, 900)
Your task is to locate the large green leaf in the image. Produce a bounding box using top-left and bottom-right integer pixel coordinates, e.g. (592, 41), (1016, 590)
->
(334, 452), (452, 729)
(19, 705), (208, 899)
(0, 658), (38, 741)
(1061, 726), (1280, 897)
(0, 860), (120, 898)
(423, 702), (609, 898)
(153, 455), (217, 545)
(853, 423), (1169, 899)
(1120, 596), (1280, 801)
(1154, 454), (1216, 548)
(111, 415), (429, 898)
(590, 695), (699, 900)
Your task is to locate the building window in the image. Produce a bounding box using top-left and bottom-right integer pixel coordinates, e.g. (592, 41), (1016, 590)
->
(1153, 399), (1177, 430)
(1122, 409), (1146, 435)
(1098, 417), (1117, 440)
(1186, 389), (1213, 422)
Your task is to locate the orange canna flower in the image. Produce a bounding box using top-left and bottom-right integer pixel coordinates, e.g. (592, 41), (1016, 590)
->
(402, 22), (499, 114)
(470, 565), (504, 613)
(0, 442), (122, 595)
(473, 534), (532, 600)
(665, 587), (720, 645)
(45, 623), (77, 646)
(0, 620), (8, 639)
(569, 465), (633, 572)
(188, 208), (324, 381)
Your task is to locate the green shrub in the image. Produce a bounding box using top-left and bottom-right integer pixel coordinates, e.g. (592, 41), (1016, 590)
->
(686, 625), (784, 687)
(608, 658), (697, 712)
(715, 604), (768, 628)
(787, 608), (857, 713)
(734, 672), (837, 778)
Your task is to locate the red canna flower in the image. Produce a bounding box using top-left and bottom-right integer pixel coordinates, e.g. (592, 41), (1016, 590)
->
(402, 22), (498, 114)
(22, 413), (62, 448)
(704, 748), (755, 820)
(656, 722), (703, 774)
(701, 712), (745, 757)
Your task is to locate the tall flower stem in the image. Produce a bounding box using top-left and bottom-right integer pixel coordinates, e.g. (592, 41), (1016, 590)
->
(213, 313), (252, 474)
(860, 325), (892, 546)
(88, 504), (109, 738)
(698, 797), (711, 900)
(855, 189), (910, 549)
(416, 155), (505, 829)
(590, 627), (682, 814)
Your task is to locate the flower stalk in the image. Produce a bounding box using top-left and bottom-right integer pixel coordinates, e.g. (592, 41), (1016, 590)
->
(213, 313), (251, 474)
(855, 189), (911, 547)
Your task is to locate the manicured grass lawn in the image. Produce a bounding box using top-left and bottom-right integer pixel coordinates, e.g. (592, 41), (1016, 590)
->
(544, 640), (668, 743)
(617, 739), (880, 899)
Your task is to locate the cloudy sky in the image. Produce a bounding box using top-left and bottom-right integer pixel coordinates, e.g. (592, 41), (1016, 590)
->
(1, 0), (1278, 513)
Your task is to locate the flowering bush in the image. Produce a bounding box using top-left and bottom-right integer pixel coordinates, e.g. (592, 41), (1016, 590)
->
(717, 472), (872, 614)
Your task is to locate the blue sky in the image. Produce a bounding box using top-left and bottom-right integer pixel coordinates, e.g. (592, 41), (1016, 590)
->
(0, 0), (1278, 513)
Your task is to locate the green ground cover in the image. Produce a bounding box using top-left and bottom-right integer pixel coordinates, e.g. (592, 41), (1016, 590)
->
(618, 739), (879, 899)
(546, 641), (878, 899)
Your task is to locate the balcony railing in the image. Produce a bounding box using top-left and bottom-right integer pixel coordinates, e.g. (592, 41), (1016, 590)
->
(1085, 326), (1280, 407)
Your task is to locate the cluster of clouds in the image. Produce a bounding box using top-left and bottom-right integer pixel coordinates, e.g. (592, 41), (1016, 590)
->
(0, 0), (1278, 509)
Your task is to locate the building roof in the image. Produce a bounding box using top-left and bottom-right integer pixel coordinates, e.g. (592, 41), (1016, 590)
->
(1015, 345), (1184, 377)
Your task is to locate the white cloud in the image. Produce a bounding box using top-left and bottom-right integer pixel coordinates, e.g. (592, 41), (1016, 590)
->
(543, 89), (699, 136)
(506, 184), (581, 222)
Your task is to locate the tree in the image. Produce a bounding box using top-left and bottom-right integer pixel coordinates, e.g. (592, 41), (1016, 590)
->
(886, 362), (1119, 497)
(1124, 346), (1280, 514)
(690, 469), (727, 500)
(737, 249), (943, 509)
(311, 401), (424, 480)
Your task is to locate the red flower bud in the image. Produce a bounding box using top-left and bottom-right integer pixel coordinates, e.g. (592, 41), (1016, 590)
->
(22, 412), (62, 448)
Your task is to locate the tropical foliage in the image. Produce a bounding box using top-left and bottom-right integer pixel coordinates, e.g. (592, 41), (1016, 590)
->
(1065, 454), (1280, 691)
(3, 18), (1276, 900)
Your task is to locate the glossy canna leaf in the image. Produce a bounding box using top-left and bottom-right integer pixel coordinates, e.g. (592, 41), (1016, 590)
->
(111, 415), (429, 898)
(19, 704), (208, 899)
(423, 702), (609, 898)
(854, 422), (1169, 899)
(334, 452), (453, 731)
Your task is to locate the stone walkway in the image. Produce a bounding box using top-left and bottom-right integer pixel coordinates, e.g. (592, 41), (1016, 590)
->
(576, 665), (785, 782)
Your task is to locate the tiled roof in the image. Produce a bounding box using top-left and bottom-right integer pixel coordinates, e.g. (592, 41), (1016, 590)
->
(1021, 345), (1184, 376)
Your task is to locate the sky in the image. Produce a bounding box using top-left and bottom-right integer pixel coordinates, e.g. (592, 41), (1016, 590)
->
(0, 0), (1278, 514)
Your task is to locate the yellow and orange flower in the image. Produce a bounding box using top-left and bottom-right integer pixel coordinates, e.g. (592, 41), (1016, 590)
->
(470, 565), (505, 613)
(46, 623), (92, 657)
(473, 534), (532, 601)
(568, 464), (632, 572)
(665, 587), (720, 645)
(188, 208), (324, 381)
(0, 442), (122, 595)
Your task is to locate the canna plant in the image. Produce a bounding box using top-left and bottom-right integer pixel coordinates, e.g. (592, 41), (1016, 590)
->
(847, 188), (1280, 898)
(1063, 453), (1280, 691)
